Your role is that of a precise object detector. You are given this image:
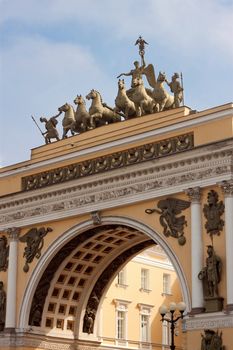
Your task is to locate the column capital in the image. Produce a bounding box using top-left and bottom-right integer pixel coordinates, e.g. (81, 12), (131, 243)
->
(6, 227), (20, 241)
(185, 187), (202, 203)
(219, 180), (233, 197)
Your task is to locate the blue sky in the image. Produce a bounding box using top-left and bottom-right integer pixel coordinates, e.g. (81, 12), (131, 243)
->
(0, 0), (233, 167)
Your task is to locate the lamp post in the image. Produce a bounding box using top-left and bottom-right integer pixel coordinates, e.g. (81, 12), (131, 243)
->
(159, 302), (186, 350)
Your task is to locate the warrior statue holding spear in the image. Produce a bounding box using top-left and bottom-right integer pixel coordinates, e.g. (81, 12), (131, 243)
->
(31, 111), (61, 144)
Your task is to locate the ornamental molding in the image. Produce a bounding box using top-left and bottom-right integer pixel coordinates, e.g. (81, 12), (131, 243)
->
(0, 139), (232, 229)
(184, 313), (233, 330)
(21, 133), (194, 192)
(0, 333), (100, 350)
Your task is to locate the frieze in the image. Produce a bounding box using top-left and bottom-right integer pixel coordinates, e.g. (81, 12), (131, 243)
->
(22, 133), (194, 191)
(184, 314), (233, 331)
(0, 142), (232, 228)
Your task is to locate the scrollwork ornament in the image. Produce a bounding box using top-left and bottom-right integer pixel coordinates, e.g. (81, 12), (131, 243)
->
(185, 187), (201, 203)
(91, 211), (101, 225)
(203, 190), (224, 238)
(219, 180), (233, 197)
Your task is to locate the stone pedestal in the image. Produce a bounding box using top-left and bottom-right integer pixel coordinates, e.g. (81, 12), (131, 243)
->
(204, 297), (224, 313)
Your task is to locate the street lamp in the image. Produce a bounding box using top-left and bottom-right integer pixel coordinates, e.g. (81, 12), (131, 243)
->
(159, 302), (186, 350)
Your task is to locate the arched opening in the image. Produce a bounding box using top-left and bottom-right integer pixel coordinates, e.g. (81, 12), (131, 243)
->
(19, 216), (191, 343)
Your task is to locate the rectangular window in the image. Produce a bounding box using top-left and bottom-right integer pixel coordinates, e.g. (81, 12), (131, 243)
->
(140, 314), (149, 342)
(141, 269), (149, 290)
(163, 273), (171, 294)
(117, 269), (126, 285)
(117, 311), (125, 339)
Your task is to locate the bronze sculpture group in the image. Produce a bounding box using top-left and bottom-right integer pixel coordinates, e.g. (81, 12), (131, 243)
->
(34, 37), (184, 144)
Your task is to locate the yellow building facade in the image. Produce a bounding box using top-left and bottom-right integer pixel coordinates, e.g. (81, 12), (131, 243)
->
(101, 246), (183, 350)
(0, 103), (233, 350)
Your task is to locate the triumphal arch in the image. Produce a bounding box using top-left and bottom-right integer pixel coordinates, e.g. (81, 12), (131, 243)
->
(0, 39), (233, 349)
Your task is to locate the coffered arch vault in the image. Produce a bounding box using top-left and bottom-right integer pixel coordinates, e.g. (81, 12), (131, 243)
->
(18, 216), (191, 338)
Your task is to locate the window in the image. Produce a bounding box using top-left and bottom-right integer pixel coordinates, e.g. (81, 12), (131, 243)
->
(141, 268), (149, 290)
(138, 303), (154, 346)
(162, 320), (170, 350)
(163, 273), (171, 294)
(114, 299), (131, 345)
(117, 268), (126, 286)
(117, 311), (125, 339)
(141, 314), (149, 342)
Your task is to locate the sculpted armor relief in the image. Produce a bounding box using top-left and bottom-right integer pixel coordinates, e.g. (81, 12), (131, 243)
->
(31, 37), (185, 144)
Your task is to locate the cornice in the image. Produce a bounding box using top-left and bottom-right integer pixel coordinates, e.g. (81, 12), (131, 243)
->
(0, 139), (232, 230)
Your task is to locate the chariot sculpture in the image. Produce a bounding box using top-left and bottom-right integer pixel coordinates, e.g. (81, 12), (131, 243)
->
(32, 36), (184, 144)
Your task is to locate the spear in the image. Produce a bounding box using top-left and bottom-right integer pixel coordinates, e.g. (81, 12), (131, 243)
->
(31, 115), (45, 140)
(180, 72), (184, 106)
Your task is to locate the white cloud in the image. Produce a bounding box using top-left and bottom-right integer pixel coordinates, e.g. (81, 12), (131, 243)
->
(1, 0), (233, 60)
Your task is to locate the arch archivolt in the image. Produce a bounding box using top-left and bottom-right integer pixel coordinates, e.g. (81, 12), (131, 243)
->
(19, 216), (191, 339)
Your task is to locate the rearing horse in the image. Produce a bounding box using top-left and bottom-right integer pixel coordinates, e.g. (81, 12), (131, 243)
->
(86, 89), (121, 128)
(58, 103), (76, 138)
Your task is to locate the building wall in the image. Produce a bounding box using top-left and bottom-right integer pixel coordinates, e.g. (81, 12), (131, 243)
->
(101, 246), (184, 350)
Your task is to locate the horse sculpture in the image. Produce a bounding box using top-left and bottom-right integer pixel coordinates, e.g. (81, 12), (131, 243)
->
(130, 77), (157, 116)
(86, 89), (122, 128)
(115, 79), (136, 119)
(73, 95), (91, 132)
(152, 72), (174, 111)
(58, 103), (76, 138)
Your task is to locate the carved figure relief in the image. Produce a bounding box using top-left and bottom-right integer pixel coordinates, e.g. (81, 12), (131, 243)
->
(145, 198), (190, 245)
(0, 236), (9, 271)
(201, 329), (224, 350)
(0, 281), (6, 331)
(19, 227), (53, 272)
(203, 190), (224, 238)
(198, 245), (222, 299)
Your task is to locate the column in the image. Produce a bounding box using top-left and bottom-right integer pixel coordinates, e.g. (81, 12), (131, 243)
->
(220, 180), (233, 311)
(186, 187), (204, 313)
(5, 227), (20, 331)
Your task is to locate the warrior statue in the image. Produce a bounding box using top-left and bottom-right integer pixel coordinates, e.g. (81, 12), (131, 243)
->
(0, 281), (6, 331)
(198, 245), (222, 298)
(40, 111), (61, 144)
(166, 72), (183, 108)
